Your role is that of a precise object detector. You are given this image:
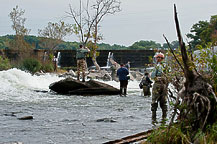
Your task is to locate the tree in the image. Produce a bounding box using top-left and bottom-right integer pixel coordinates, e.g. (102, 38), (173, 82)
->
(38, 21), (74, 59)
(209, 15), (217, 45)
(67, 0), (121, 70)
(9, 5), (31, 58)
(9, 5), (30, 36)
(162, 40), (179, 50)
(187, 15), (217, 49)
(129, 40), (161, 50)
(186, 20), (209, 48)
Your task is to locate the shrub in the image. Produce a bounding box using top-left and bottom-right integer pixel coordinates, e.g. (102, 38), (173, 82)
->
(21, 58), (41, 73)
(146, 124), (191, 144)
(0, 56), (11, 70)
(41, 63), (54, 72)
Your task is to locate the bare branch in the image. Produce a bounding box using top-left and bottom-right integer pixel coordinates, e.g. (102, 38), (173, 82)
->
(163, 34), (184, 71)
(174, 4), (195, 83)
(67, 4), (84, 43)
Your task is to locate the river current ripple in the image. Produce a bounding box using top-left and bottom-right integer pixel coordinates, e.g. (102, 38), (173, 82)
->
(0, 69), (154, 144)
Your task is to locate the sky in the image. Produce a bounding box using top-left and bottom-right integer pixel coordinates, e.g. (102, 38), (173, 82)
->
(0, 0), (217, 46)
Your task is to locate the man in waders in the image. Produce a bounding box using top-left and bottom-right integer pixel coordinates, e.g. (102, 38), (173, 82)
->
(52, 56), (58, 72)
(139, 72), (153, 96)
(151, 53), (168, 124)
(117, 63), (129, 96)
(76, 44), (90, 82)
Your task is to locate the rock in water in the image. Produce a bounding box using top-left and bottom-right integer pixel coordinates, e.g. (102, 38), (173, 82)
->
(1, 142), (23, 144)
(17, 116), (33, 120)
(49, 78), (120, 96)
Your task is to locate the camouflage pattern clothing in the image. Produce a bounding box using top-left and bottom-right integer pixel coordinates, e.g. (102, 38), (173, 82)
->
(76, 46), (89, 82)
(151, 77), (168, 122)
(77, 59), (86, 81)
(151, 62), (168, 123)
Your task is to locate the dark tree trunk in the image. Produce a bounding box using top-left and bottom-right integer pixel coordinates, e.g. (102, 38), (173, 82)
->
(173, 4), (217, 131)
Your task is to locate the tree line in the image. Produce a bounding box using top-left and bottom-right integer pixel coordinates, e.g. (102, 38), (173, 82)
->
(0, 34), (177, 50)
(1, 3), (215, 54)
(0, 2), (216, 74)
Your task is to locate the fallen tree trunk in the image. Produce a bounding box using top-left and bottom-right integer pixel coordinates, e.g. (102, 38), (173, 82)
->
(103, 129), (153, 144)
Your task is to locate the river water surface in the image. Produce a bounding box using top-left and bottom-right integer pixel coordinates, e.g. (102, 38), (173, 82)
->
(0, 68), (155, 144)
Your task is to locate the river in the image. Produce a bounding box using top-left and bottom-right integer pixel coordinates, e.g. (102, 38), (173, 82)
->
(0, 68), (156, 144)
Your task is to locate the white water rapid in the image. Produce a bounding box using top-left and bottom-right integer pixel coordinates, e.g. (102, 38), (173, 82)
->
(0, 68), (154, 144)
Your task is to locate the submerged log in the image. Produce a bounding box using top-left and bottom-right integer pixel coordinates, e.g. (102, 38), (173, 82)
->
(103, 129), (153, 144)
(49, 78), (120, 95)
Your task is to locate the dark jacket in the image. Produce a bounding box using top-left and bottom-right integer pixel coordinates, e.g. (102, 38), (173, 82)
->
(117, 67), (129, 81)
(139, 76), (153, 89)
(76, 48), (89, 59)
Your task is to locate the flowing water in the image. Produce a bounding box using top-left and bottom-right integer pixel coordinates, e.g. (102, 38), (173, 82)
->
(0, 69), (155, 144)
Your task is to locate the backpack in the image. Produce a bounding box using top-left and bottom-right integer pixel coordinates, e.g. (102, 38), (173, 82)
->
(139, 77), (150, 89)
(139, 82), (143, 89)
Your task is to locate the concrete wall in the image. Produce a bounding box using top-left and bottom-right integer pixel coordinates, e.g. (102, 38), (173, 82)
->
(57, 50), (155, 68)
(3, 49), (155, 68)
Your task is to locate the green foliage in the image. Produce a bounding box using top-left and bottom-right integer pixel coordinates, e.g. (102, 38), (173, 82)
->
(0, 35), (129, 50)
(205, 122), (217, 143)
(38, 21), (74, 40)
(129, 40), (161, 50)
(38, 21), (74, 52)
(41, 63), (54, 72)
(186, 20), (210, 48)
(147, 124), (191, 144)
(0, 56), (11, 70)
(98, 43), (128, 50)
(162, 40), (179, 50)
(21, 58), (41, 73)
(57, 41), (78, 50)
(9, 5), (30, 36)
(146, 122), (217, 144)
(194, 43), (217, 94)
(187, 15), (217, 49)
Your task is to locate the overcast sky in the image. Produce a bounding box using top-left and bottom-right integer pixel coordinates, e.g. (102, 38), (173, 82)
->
(0, 0), (216, 46)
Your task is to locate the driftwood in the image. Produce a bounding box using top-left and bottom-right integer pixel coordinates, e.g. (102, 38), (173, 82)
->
(168, 4), (217, 131)
(103, 129), (153, 144)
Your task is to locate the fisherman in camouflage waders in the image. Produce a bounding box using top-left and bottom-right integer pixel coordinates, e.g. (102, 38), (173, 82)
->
(76, 44), (90, 82)
(151, 52), (168, 124)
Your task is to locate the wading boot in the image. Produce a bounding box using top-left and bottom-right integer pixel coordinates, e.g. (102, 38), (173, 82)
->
(124, 88), (127, 96)
(161, 110), (167, 125)
(82, 73), (85, 82)
(152, 111), (157, 124)
(120, 88), (123, 96)
(151, 103), (158, 125)
(77, 75), (80, 81)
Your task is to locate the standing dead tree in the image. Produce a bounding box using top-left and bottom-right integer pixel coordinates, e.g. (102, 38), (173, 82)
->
(67, 0), (121, 71)
(168, 4), (217, 133)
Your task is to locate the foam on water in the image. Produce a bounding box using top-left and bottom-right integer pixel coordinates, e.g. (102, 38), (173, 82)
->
(0, 69), (153, 144)
(0, 68), (64, 102)
(101, 80), (141, 93)
(0, 68), (142, 102)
